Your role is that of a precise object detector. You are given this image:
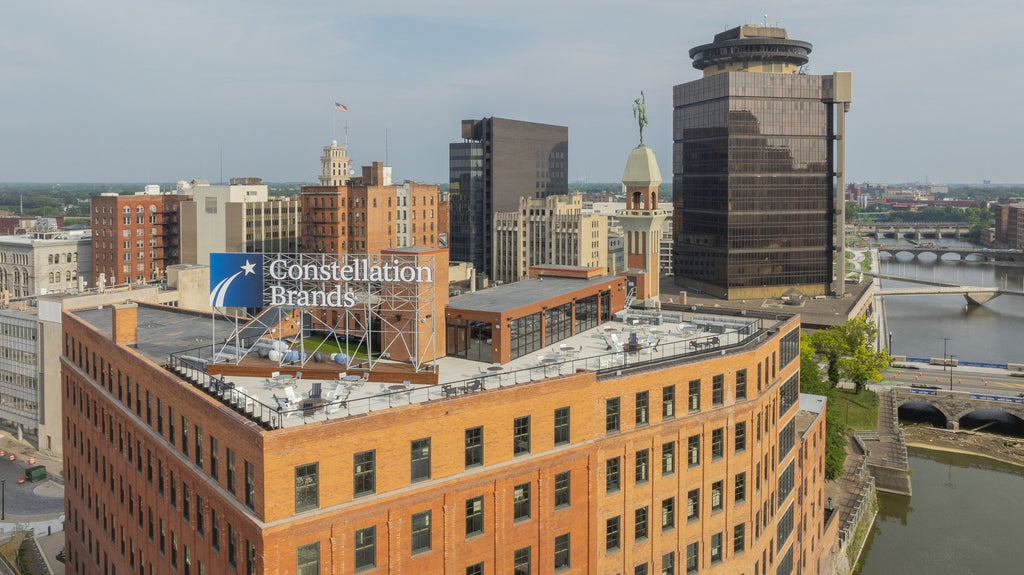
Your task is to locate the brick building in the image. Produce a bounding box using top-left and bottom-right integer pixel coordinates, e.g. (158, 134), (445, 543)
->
(62, 283), (833, 574)
(90, 188), (189, 287)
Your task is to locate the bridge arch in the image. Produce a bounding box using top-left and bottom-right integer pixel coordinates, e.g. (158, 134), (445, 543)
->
(897, 399), (950, 428)
(952, 408), (1024, 436)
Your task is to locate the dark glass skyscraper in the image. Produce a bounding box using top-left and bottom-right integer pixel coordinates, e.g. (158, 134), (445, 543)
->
(672, 26), (850, 299)
(449, 117), (568, 279)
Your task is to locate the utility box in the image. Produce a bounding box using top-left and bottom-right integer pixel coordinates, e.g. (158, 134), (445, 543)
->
(25, 465), (48, 482)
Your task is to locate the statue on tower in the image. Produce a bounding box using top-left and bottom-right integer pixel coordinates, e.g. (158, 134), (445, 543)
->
(633, 91), (649, 147)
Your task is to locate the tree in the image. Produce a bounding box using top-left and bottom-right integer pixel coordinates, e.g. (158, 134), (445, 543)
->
(807, 318), (891, 393)
(845, 201), (860, 223)
(800, 339), (847, 480)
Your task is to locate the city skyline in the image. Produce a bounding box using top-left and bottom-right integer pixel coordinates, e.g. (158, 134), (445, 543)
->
(4, 0), (1022, 185)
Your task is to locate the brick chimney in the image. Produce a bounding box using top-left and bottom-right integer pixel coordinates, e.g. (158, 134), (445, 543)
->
(112, 302), (139, 347)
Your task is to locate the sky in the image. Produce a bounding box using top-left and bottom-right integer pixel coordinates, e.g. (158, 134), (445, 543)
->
(2, 0), (1023, 186)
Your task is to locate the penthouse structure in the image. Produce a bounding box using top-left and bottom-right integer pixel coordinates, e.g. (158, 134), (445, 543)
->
(90, 186), (189, 288)
(672, 25), (852, 299)
(449, 118), (569, 278)
(492, 194), (607, 285)
(63, 268), (836, 574)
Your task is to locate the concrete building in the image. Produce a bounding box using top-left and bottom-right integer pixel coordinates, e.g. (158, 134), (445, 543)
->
(0, 219), (91, 300)
(319, 140), (353, 186)
(449, 118), (569, 278)
(90, 187), (189, 288)
(179, 177), (301, 266)
(492, 194), (607, 285)
(62, 258), (835, 573)
(672, 25), (852, 299)
(301, 162), (443, 256)
(0, 310), (38, 442)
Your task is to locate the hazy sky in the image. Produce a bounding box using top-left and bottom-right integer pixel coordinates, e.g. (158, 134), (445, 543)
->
(3, 0), (1022, 185)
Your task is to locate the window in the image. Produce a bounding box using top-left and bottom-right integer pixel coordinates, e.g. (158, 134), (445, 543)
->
(226, 449), (236, 494)
(687, 434), (700, 467)
(554, 407), (570, 445)
(661, 497), (675, 531)
(296, 542), (320, 575)
(411, 511), (431, 554)
(779, 419), (796, 459)
(636, 391), (649, 425)
(635, 449), (649, 483)
(228, 524), (237, 566)
(245, 461), (255, 510)
(687, 380), (700, 412)
(354, 526), (375, 571)
(554, 471), (571, 508)
(211, 509), (219, 550)
(662, 442), (675, 475)
(606, 457), (621, 492)
(735, 422), (747, 452)
(606, 398), (620, 432)
(662, 385), (675, 418)
(513, 483), (531, 520)
(736, 369), (747, 400)
(465, 496), (484, 536)
(514, 416), (531, 455)
(194, 425), (203, 467)
(635, 506), (649, 540)
(711, 481), (723, 512)
(636, 565), (649, 575)
(514, 547), (531, 575)
(780, 374), (799, 414)
(686, 542), (699, 573)
(354, 450), (375, 497)
(686, 489), (699, 521)
(411, 438), (431, 482)
(733, 523), (746, 553)
(465, 427), (483, 468)
(606, 516), (621, 551)
(710, 532), (723, 563)
(466, 563), (484, 575)
(735, 472), (747, 503)
(295, 463), (319, 513)
(712, 375), (724, 406)
(661, 551), (676, 575)
(711, 428), (724, 459)
(554, 533), (570, 570)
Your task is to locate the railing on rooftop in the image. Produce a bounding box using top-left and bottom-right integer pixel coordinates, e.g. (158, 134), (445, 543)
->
(166, 315), (774, 430)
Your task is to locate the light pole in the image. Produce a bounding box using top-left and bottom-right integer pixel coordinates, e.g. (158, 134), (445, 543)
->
(949, 355), (956, 391)
(942, 337), (950, 371)
(889, 331), (893, 354)
(1, 478), (5, 521)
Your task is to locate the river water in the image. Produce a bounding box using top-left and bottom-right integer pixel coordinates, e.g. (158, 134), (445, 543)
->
(854, 447), (1024, 575)
(877, 239), (1024, 365)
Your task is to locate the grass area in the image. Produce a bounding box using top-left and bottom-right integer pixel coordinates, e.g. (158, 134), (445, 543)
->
(302, 335), (370, 359)
(829, 387), (880, 431)
(847, 490), (879, 565)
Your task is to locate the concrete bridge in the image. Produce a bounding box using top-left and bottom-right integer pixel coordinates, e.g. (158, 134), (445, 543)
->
(855, 221), (972, 239)
(876, 284), (1006, 305)
(877, 246), (1024, 264)
(892, 386), (1024, 430)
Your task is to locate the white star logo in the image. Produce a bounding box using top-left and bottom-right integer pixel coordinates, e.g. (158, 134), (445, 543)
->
(241, 260), (256, 275)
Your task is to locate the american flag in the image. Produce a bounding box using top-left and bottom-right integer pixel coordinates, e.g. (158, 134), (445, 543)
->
(334, 102), (348, 112)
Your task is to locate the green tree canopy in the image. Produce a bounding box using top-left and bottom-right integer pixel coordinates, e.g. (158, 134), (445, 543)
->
(806, 318), (891, 393)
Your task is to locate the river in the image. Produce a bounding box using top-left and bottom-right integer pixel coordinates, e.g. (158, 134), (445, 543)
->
(876, 239), (1024, 365)
(854, 447), (1024, 575)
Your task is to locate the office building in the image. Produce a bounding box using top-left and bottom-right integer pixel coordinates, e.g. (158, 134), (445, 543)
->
(301, 162), (443, 256)
(492, 194), (607, 284)
(994, 201), (1024, 249)
(319, 140), (353, 186)
(63, 260), (836, 573)
(179, 178), (301, 266)
(90, 187), (189, 288)
(449, 118), (568, 278)
(0, 219), (91, 299)
(672, 25), (852, 299)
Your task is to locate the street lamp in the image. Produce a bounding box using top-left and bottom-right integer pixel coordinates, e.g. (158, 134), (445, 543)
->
(942, 337), (950, 371)
(949, 355), (956, 391)
(1, 478), (5, 521)
(888, 331), (893, 354)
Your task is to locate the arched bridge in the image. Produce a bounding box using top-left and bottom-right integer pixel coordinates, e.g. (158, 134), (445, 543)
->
(892, 386), (1024, 430)
(855, 221), (971, 239)
(862, 271), (1024, 305)
(877, 246), (1024, 264)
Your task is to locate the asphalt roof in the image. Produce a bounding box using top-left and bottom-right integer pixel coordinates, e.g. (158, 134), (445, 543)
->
(448, 276), (620, 314)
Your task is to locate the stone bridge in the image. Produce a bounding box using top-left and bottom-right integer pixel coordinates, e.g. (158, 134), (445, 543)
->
(855, 221), (971, 239)
(891, 386), (1024, 430)
(877, 246), (1024, 264)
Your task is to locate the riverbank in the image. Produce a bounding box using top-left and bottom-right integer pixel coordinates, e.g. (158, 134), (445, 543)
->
(902, 425), (1024, 468)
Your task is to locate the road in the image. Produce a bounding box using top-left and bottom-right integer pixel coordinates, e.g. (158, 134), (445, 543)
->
(882, 364), (1024, 396)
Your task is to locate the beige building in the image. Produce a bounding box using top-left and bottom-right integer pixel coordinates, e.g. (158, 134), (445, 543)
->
(319, 140), (352, 186)
(179, 177), (301, 266)
(0, 218), (92, 300)
(493, 194), (607, 284)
